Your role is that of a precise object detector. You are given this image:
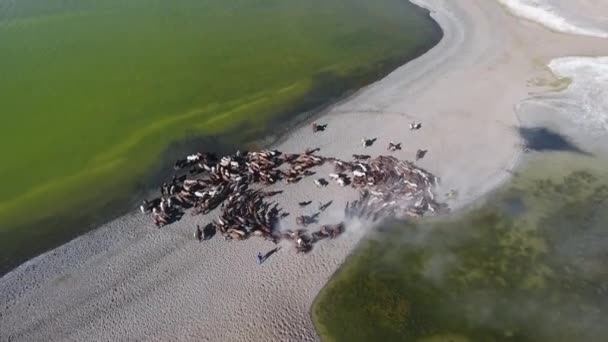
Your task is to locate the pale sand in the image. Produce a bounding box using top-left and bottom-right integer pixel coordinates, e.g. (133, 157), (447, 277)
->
(3, 1), (608, 341)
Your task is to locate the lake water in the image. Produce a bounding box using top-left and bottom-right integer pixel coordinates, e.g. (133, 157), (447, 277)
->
(313, 154), (608, 341)
(0, 0), (442, 274)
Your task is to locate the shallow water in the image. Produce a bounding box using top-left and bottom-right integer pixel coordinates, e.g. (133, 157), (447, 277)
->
(535, 57), (608, 133)
(313, 59), (608, 337)
(313, 154), (608, 341)
(0, 0), (441, 273)
(498, 0), (608, 37)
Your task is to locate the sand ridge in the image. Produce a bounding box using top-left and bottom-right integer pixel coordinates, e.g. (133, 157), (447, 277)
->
(3, 0), (608, 341)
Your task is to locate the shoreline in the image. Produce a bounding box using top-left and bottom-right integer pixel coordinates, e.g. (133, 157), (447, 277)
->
(0, 5), (443, 277)
(3, 0), (608, 341)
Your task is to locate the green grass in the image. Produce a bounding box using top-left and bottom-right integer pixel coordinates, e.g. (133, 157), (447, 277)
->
(313, 158), (608, 341)
(0, 0), (441, 270)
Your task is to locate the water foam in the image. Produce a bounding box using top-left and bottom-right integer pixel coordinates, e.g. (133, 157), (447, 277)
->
(546, 56), (608, 131)
(498, 0), (608, 38)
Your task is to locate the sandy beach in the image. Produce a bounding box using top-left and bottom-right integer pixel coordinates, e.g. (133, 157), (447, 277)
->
(2, 0), (608, 341)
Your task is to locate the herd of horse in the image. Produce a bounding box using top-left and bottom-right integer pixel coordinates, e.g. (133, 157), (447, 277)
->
(140, 120), (442, 254)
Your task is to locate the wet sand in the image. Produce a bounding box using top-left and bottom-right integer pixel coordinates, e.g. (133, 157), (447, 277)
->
(2, 0), (608, 341)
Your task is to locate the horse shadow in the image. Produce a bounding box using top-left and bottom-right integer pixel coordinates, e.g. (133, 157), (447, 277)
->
(203, 223), (216, 240)
(262, 247), (281, 263)
(364, 138), (377, 147)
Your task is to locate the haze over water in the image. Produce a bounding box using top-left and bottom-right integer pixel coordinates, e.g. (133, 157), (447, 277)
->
(314, 2), (608, 340)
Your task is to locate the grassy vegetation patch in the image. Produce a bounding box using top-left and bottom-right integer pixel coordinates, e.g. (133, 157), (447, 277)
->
(314, 165), (608, 341)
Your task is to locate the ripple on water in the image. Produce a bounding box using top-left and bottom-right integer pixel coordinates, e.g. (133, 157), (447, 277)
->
(546, 57), (608, 131)
(498, 0), (608, 38)
(520, 56), (608, 144)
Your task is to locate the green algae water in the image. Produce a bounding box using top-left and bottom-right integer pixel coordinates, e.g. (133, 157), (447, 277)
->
(313, 154), (608, 341)
(0, 0), (441, 273)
